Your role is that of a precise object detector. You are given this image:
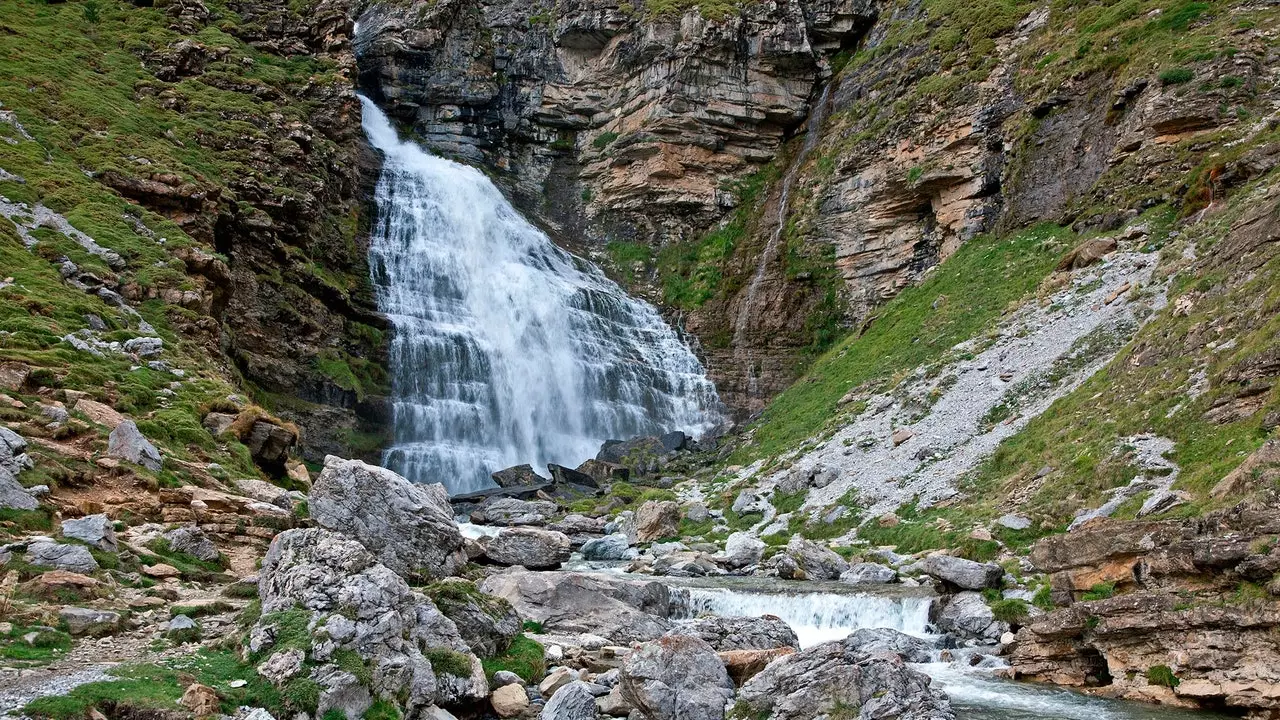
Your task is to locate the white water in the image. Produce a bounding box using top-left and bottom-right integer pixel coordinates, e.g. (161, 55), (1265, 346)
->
(360, 96), (723, 494)
(678, 586), (933, 648)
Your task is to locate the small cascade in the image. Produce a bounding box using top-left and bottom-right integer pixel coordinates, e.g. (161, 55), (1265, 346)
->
(675, 586), (933, 648)
(732, 84), (833, 348)
(359, 96), (723, 495)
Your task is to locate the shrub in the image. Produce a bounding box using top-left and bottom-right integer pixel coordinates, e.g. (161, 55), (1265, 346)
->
(1147, 664), (1180, 688)
(989, 598), (1030, 625)
(1159, 67), (1194, 85)
(592, 131), (620, 149)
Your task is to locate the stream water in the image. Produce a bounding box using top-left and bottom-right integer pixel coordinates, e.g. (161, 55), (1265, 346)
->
(660, 581), (1229, 720)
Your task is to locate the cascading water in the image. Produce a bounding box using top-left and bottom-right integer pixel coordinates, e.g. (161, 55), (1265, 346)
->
(676, 586), (933, 648)
(360, 96), (722, 495)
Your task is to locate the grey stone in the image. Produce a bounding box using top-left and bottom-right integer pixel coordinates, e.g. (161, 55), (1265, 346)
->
(667, 615), (799, 651)
(27, 541), (98, 573)
(428, 578), (522, 658)
(718, 531), (764, 569)
(620, 635), (734, 720)
(997, 514), (1032, 531)
(60, 514), (117, 552)
(107, 420), (162, 471)
(167, 614), (202, 642)
(937, 591), (1008, 643)
(0, 427), (37, 511)
(479, 570), (676, 644)
(473, 497), (558, 526)
(840, 562), (897, 585)
(480, 527), (572, 569)
(778, 536), (848, 580)
(918, 555), (1004, 590)
(257, 648), (306, 685)
(540, 680), (597, 720)
(59, 607), (121, 636)
(164, 525), (220, 563)
(491, 670), (523, 688)
(684, 503), (709, 523)
(581, 534), (636, 561)
(123, 336), (164, 357)
(309, 455), (466, 579)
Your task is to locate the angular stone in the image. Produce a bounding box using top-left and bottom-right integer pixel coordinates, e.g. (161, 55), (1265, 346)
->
(164, 525), (220, 563)
(635, 500), (679, 543)
(580, 533), (636, 561)
(61, 514), (118, 552)
(71, 399), (125, 429)
(840, 562), (897, 585)
(26, 542), (98, 574)
(480, 527), (571, 569)
(107, 420), (162, 471)
(620, 635), (734, 720)
(491, 682), (528, 717)
(59, 606), (122, 636)
(918, 554), (1004, 590)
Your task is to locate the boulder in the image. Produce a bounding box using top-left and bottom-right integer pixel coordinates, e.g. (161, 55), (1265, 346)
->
(597, 685), (633, 716)
(26, 541), (98, 574)
(257, 528), (486, 709)
(918, 555), (1003, 590)
(1056, 236), (1117, 271)
(597, 436), (668, 470)
(309, 456), (466, 579)
(243, 420), (297, 475)
(0, 427), (38, 511)
(736, 630), (953, 720)
(60, 514), (117, 552)
(937, 591), (1008, 643)
(548, 513), (608, 535)
(651, 551), (723, 577)
(719, 648), (795, 685)
(719, 532), (764, 569)
(619, 635), (735, 720)
(202, 411), (237, 436)
(59, 607), (122, 636)
(21, 570), (101, 601)
(635, 500), (679, 543)
(580, 534), (636, 561)
(167, 614), (202, 643)
(842, 628), (937, 663)
(107, 420), (162, 471)
(257, 648), (305, 685)
(164, 525), (221, 563)
(181, 683), (220, 716)
(575, 458), (629, 485)
(491, 464), (547, 488)
(779, 536), (848, 581)
(427, 579), (522, 657)
(479, 570), (675, 644)
(491, 682), (528, 717)
(123, 336), (164, 357)
(667, 615), (799, 651)
(541, 680), (597, 720)
(143, 562), (181, 578)
(997, 514), (1032, 531)
(479, 527), (571, 569)
(684, 503), (709, 523)
(841, 562), (897, 585)
(472, 497), (558, 526)
(547, 463), (600, 489)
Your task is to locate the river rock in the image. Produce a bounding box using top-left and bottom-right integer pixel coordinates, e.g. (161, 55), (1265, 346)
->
(164, 525), (220, 563)
(491, 464), (548, 488)
(480, 527), (571, 569)
(652, 550), (723, 577)
(918, 555), (1004, 590)
(843, 628), (937, 663)
(549, 513), (608, 535)
(667, 615), (799, 650)
(479, 570), (675, 644)
(26, 541), (99, 574)
(257, 528), (486, 709)
(107, 420), (162, 471)
(736, 630), (953, 720)
(581, 533), (636, 561)
(541, 680), (597, 720)
(841, 562), (897, 585)
(620, 635), (734, 720)
(937, 591), (1008, 643)
(490, 682), (528, 717)
(308, 455), (466, 579)
(635, 500), (680, 542)
(60, 514), (117, 552)
(719, 531), (764, 569)
(472, 497), (558, 526)
(778, 536), (848, 580)
(59, 606), (122, 636)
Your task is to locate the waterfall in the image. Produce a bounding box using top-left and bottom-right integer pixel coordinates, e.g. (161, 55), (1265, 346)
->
(676, 586), (933, 648)
(359, 96), (723, 495)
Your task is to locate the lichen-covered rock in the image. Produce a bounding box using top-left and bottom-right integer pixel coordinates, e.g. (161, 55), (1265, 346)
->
(918, 555), (1003, 590)
(735, 630), (953, 720)
(107, 420), (162, 471)
(308, 455), (466, 579)
(635, 500), (680, 543)
(666, 615), (799, 651)
(777, 536), (848, 581)
(256, 528), (486, 710)
(479, 527), (572, 569)
(60, 514), (117, 552)
(426, 578), (522, 658)
(479, 570), (676, 644)
(164, 525), (220, 563)
(619, 634), (734, 720)
(26, 541), (99, 574)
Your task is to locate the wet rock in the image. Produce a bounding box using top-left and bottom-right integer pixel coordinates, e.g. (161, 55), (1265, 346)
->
(581, 533), (637, 561)
(735, 630), (953, 720)
(480, 527), (572, 569)
(491, 463), (548, 488)
(59, 607), (122, 636)
(937, 592), (1008, 643)
(842, 628), (937, 663)
(620, 635), (734, 720)
(841, 562), (897, 585)
(635, 500), (679, 543)
(667, 616), (799, 651)
(309, 455), (466, 579)
(479, 570), (675, 644)
(719, 531), (764, 569)
(60, 514), (117, 552)
(651, 550), (723, 577)
(918, 555), (1003, 590)
(107, 420), (162, 471)
(597, 436), (668, 474)
(163, 525), (219, 562)
(26, 541), (99, 574)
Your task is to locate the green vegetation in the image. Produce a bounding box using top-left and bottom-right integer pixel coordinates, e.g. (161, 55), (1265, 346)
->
(423, 647), (472, 678)
(605, 241), (654, 284)
(0, 625), (73, 665)
(644, 0), (749, 20)
(481, 634), (546, 683)
(989, 598), (1031, 625)
(1081, 582), (1117, 601)
(1159, 67), (1195, 85)
(592, 131), (620, 149)
(1147, 664), (1181, 688)
(734, 224), (1070, 463)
